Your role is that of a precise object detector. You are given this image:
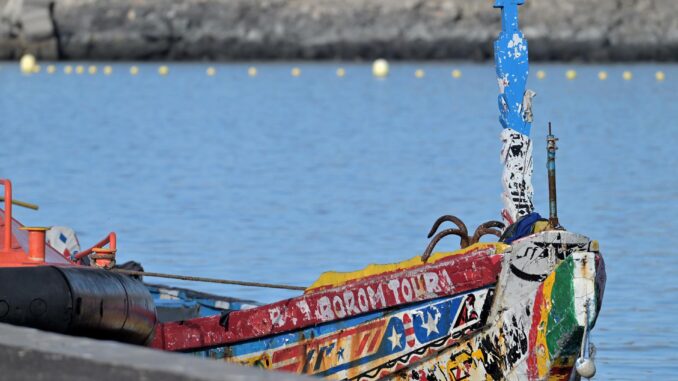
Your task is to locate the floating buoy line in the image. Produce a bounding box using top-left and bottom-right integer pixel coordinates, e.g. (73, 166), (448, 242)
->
(14, 55), (670, 82)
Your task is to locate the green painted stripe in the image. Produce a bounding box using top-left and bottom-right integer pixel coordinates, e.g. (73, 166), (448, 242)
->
(546, 255), (583, 358)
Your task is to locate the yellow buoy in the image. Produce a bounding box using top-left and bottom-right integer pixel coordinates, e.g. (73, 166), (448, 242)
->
(88, 65), (97, 75)
(103, 65), (113, 75)
(32, 64), (41, 73)
(623, 71), (632, 81)
(19, 54), (36, 74)
(158, 65), (169, 76)
(536, 70), (546, 80)
(206, 66), (216, 76)
(598, 71), (608, 81)
(336, 67), (345, 77)
(46, 65), (56, 74)
(656, 71), (666, 81)
(452, 69), (462, 79)
(75, 65), (84, 75)
(566, 70), (577, 80)
(415, 69), (425, 78)
(291, 67), (301, 77)
(248, 66), (257, 77)
(372, 58), (389, 78)
(130, 66), (139, 75)
(64, 65), (73, 75)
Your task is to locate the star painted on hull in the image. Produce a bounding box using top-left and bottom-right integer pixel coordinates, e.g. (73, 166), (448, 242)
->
(387, 327), (402, 350)
(422, 311), (440, 337)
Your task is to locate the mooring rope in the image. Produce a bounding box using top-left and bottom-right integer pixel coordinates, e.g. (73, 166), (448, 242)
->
(111, 269), (306, 291)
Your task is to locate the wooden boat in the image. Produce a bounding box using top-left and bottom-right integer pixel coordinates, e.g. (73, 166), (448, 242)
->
(150, 233), (605, 381)
(0, 1), (605, 380)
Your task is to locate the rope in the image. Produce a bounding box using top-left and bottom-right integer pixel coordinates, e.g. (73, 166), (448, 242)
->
(111, 269), (307, 291)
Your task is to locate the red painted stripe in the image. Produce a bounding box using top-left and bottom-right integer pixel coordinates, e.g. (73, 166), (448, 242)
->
(272, 345), (305, 371)
(527, 280), (546, 379)
(279, 363), (301, 373)
(151, 246), (503, 351)
(403, 313), (415, 347)
(356, 332), (372, 356)
(367, 328), (383, 353)
(269, 320), (386, 371)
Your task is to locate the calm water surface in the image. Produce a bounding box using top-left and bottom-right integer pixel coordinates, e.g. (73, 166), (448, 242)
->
(1, 62), (677, 379)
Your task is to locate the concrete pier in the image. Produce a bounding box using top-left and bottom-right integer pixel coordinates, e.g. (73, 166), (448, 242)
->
(0, 322), (312, 381)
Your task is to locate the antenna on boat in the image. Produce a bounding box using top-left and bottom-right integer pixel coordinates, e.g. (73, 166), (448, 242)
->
(546, 122), (561, 229)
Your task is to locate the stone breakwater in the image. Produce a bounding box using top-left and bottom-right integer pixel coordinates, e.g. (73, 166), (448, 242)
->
(1, 0), (677, 61)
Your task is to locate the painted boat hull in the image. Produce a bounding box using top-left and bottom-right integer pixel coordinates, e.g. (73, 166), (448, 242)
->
(391, 244), (605, 381)
(153, 231), (604, 381)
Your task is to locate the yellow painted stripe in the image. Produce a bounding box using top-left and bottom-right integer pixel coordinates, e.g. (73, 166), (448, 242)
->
(306, 243), (507, 292)
(536, 270), (556, 378)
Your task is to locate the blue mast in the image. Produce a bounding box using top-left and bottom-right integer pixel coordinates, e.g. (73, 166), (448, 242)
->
(494, 0), (536, 224)
(494, 0), (532, 136)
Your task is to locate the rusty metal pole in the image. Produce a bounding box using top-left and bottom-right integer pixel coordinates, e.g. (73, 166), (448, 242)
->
(546, 122), (561, 228)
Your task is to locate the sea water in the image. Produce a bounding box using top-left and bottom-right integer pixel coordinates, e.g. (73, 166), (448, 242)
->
(1, 62), (676, 379)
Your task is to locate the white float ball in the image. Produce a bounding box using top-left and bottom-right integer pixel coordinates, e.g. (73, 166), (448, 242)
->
(20, 54), (36, 74)
(575, 357), (596, 378)
(372, 59), (389, 78)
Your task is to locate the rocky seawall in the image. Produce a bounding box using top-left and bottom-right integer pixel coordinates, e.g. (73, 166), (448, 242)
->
(1, 0), (677, 61)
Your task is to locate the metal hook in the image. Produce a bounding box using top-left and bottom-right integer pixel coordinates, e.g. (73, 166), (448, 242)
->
(427, 215), (469, 239)
(422, 228), (470, 262)
(422, 216), (504, 262)
(470, 221), (505, 244)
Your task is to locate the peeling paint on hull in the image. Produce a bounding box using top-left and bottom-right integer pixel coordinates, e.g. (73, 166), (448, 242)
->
(221, 289), (494, 380)
(170, 232), (604, 381)
(385, 232), (605, 381)
(151, 244), (504, 352)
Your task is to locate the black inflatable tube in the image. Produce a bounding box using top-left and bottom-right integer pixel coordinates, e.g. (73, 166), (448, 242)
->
(0, 266), (157, 345)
